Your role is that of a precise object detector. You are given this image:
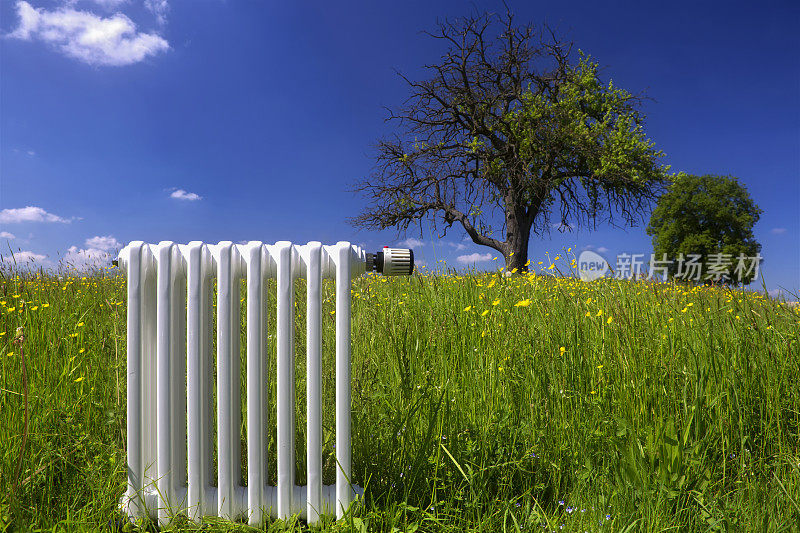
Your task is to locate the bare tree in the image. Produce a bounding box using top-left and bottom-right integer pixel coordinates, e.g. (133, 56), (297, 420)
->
(350, 10), (671, 272)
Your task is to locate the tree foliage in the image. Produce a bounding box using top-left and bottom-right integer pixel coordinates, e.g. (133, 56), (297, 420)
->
(647, 174), (762, 284)
(350, 10), (671, 271)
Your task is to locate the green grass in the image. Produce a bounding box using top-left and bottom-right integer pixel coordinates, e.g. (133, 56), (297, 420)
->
(1, 259), (799, 532)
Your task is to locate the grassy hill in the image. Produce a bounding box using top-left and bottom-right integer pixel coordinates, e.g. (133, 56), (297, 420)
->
(1, 262), (798, 531)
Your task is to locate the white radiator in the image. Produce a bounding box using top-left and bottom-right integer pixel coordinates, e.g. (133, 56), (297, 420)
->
(117, 241), (412, 525)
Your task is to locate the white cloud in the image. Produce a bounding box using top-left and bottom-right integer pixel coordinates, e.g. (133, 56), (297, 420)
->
(170, 189), (202, 201)
(396, 238), (469, 251)
(144, 0), (169, 26)
(582, 244), (609, 254)
(26, 150), (35, 156)
(85, 0), (129, 8)
(7, 1), (169, 67)
(7, 1), (38, 39)
(770, 227), (787, 235)
(63, 235), (121, 269)
(85, 235), (121, 251)
(64, 245), (110, 269)
(1, 250), (47, 265)
(0, 232), (15, 239)
(456, 252), (494, 264)
(0, 206), (70, 224)
(65, 0), (130, 8)
(398, 237), (424, 248)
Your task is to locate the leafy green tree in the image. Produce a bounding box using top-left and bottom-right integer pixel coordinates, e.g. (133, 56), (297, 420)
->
(647, 174), (762, 284)
(350, 10), (672, 272)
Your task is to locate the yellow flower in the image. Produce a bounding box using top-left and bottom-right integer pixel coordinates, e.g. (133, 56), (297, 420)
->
(43, 303), (50, 308)
(6, 307), (15, 313)
(524, 260), (531, 267)
(514, 299), (531, 307)
(77, 322), (85, 327)
(559, 346), (565, 354)
(487, 279), (496, 288)
(596, 309), (603, 317)
(607, 317), (613, 324)
(481, 310), (489, 317)
(7, 352), (13, 358)
(548, 264), (555, 270)
(31, 306), (38, 311)
(463, 306), (472, 312)
(74, 377), (84, 383)
(597, 365), (603, 369)
(492, 299), (500, 306)
(79, 348), (85, 354)
(585, 311), (590, 317)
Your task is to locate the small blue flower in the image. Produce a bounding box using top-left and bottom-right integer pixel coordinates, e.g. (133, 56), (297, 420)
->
(606, 514), (612, 520)
(558, 500), (565, 506)
(566, 506), (575, 514)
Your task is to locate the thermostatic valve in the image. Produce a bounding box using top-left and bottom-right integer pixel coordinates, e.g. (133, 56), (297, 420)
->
(365, 247), (414, 276)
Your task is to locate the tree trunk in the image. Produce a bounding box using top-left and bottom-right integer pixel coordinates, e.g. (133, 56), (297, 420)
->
(504, 204), (532, 273)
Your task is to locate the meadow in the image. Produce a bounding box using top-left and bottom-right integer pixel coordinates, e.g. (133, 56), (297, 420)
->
(1, 254), (799, 532)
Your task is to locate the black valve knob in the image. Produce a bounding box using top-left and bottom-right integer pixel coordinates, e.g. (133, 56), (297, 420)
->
(366, 247), (414, 276)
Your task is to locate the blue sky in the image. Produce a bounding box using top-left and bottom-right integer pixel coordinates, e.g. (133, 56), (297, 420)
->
(1, 0), (798, 296)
